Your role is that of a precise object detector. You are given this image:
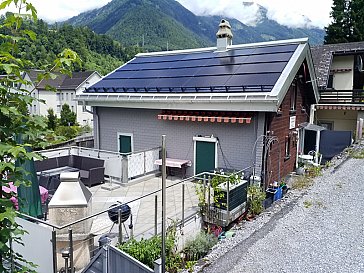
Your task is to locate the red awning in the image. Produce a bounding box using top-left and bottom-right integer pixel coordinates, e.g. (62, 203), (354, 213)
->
(157, 111), (252, 124)
(316, 105), (364, 111)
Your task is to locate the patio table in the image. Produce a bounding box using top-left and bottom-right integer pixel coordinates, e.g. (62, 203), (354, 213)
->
(154, 158), (192, 178)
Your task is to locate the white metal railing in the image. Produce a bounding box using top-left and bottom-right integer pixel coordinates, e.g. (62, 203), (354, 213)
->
(127, 148), (160, 179)
(37, 146), (161, 183)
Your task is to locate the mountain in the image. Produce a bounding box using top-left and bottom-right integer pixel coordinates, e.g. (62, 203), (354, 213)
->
(14, 20), (141, 75)
(66, 0), (325, 51)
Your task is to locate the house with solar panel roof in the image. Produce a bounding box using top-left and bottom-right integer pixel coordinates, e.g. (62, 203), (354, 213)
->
(77, 20), (319, 184)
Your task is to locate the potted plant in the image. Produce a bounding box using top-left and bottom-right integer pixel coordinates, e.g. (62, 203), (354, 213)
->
(246, 185), (266, 219)
(296, 162), (305, 175)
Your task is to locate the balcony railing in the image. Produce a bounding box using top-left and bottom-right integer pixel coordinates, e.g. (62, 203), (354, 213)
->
(319, 89), (364, 104)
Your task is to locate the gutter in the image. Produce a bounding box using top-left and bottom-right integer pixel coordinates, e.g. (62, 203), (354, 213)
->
(83, 103), (100, 149)
(75, 92), (281, 112)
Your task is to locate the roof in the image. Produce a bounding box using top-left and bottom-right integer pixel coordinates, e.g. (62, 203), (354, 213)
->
(299, 122), (326, 132)
(27, 70), (97, 90)
(311, 42), (364, 88)
(78, 38), (319, 112)
(82, 245), (153, 273)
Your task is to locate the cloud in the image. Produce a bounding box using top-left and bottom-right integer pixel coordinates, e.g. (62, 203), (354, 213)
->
(30, 0), (112, 22)
(1, 0), (332, 28)
(177, 0), (333, 29)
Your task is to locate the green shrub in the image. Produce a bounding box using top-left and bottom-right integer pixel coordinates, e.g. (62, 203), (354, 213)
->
(54, 125), (81, 139)
(247, 185), (266, 216)
(183, 232), (218, 261)
(118, 224), (179, 271)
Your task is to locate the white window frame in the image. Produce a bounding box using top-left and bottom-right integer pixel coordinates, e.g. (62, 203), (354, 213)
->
(117, 132), (134, 154)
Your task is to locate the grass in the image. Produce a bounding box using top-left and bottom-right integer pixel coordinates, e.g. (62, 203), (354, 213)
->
(303, 200), (313, 208)
(351, 149), (364, 159)
(292, 175), (313, 190)
(303, 199), (326, 209)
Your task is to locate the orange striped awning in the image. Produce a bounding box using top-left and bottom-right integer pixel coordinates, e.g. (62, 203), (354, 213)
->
(316, 105), (364, 111)
(157, 111), (252, 124)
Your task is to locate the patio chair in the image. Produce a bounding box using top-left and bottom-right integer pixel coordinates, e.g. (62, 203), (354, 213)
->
(38, 174), (50, 188)
(48, 176), (61, 196)
(307, 150), (322, 167)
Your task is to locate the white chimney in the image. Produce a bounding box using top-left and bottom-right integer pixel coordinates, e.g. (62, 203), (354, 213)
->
(216, 19), (233, 51)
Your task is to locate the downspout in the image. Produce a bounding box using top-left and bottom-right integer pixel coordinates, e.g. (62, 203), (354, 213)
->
(262, 112), (270, 188)
(83, 103), (100, 149)
(309, 104), (315, 124)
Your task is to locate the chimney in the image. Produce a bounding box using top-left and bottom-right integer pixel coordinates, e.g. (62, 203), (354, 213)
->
(48, 172), (93, 271)
(216, 19), (233, 51)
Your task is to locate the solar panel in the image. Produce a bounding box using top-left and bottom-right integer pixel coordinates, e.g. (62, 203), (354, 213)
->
(226, 73), (281, 87)
(86, 41), (300, 94)
(234, 62), (287, 74)
(185, 75), (232, 88)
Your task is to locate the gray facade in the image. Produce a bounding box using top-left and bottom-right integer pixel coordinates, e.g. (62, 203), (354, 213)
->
(95, 107), (265, 177)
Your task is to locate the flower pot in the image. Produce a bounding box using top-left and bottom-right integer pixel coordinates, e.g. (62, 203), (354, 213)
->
(296, 167), (305, 175)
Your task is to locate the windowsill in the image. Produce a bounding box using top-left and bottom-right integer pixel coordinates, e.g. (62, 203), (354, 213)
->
(289, 109), (296, 115)
(284, 156), (291, 161)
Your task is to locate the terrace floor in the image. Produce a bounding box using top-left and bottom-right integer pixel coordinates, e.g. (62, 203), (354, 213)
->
(87, 175), (199, 240)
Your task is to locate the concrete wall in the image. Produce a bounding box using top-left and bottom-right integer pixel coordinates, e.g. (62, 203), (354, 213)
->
(75, 73), (101, 126)
(332, 55), (354, 90)
(39, 89), (58, 116)
(316, 109), (357, 131)
(96, 107), (264, 177)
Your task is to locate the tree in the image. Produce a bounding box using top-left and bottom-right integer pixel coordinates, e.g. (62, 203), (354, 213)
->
(60, 103), (77, 126)
(46, 108), (57, 130)
(325, 0), (364, 44)
(0, 0), (80, 271)
(349, 0), (364, 41)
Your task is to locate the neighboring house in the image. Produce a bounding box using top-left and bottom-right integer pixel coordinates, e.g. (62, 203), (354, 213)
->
(311, 42), (364, 133)
(77, 20), (319, 184)
(24, 70), (101, 126)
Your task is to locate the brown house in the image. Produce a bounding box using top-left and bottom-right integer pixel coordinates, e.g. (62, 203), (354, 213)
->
(311, 42), (364, 136)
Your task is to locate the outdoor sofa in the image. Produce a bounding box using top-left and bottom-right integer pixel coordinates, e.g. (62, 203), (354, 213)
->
(35, 155), (105, 187)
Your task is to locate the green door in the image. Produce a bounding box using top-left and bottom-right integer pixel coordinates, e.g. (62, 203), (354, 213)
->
(118, 135), (132, 153)
(195, 141), (216, 175)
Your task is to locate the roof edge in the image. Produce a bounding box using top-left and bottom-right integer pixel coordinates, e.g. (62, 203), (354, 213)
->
(76, 92), (280, 112)
(136, 38), (309, 58)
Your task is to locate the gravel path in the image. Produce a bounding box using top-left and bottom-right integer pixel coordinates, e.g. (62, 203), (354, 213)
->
(197, 151), (364, 273)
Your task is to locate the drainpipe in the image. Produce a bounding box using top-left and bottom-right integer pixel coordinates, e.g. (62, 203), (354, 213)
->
(309, 104), (315, 124)
(83, 103), (100, 149)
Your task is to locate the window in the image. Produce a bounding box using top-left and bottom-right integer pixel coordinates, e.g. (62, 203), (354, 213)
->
(56, 105), (61, 113)
(327, 74), (334, 89)
(318, 121), (333, 130)
(284, 135), (291, 160)
(71, 92), (74, 100)
(118, 133), (133, 154)
(56, 93), (60, 101)
(33, 105), (36, 113)
(66, 93), (69, 100)
(71, 105), (74, 112)
(61, 93), (64, 100)
(290, 82), (297, 113)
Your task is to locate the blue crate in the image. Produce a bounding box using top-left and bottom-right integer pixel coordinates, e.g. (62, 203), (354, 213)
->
(266, 187), (282, 202)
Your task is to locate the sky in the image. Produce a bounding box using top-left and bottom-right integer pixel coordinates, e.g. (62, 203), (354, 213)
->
(28, 0), (333, 29)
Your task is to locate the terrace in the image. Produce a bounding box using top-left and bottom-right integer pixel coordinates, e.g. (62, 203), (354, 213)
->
(10, 145), (252, 273)
(319, 89), (364, 104)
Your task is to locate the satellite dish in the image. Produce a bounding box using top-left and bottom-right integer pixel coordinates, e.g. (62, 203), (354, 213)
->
(108, 203), (131, 224)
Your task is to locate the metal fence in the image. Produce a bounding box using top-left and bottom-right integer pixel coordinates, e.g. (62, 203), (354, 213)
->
(10, 167), (251, 273)
(37, 146), (161, 183)
(319, 89), (364, 104)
